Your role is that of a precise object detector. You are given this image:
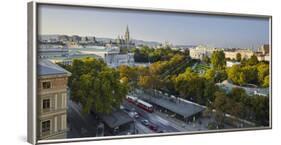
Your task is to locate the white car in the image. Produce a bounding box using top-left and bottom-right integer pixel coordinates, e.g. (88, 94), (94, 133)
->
(141, 119), (149, 126)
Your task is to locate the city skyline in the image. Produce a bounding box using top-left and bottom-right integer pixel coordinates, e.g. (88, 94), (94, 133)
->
(38, 5), (270, 49)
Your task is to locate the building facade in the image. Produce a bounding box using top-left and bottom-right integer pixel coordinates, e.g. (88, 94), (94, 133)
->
(114, 25), (135, 50)
(256, 44), (270, 61)
(37, 59), (71, 140)
(189, 45), (221, 60)
(105, 52), (135, 67)
(38, 43), (68, 59)
(224, 49), (254, 60)
(259, 44), (270, 55)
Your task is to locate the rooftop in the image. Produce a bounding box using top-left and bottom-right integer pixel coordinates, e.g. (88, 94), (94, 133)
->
(38, 59), (71, 76)
(100, 109), (133, 129)
(49, 54), (101, 61)
(137, 93), (205, 119)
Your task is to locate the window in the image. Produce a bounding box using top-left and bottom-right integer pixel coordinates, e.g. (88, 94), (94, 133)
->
(43, 99), (50, 109)
(42, 120), (50, 133)
(42, 81), (51, 89)
(61, 93), (67, 108)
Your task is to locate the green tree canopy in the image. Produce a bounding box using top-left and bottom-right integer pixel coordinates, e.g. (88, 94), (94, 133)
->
(202, 55), (211, 64)
(69, 57), (128, 114)
(204, 69), (216, 81)
(236, 53), (242, 62)
(227, 60), (268, 87)
(174, 68), (205, 104)
(247, 55), (259, 66)
(263, 75), (270, 87)
(257, 63), (269, 86)
(211, 50), (226, 70)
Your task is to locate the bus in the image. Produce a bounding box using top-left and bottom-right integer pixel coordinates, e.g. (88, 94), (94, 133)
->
(126, 96), (154, 113)
(126, 95), (137, 103)
(136, 99), (153, 113)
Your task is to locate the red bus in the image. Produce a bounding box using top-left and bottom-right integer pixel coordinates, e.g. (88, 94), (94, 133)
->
(126, 95), (137, 104)
(126, 96), (154, 113)
(136, 99), (154, 113)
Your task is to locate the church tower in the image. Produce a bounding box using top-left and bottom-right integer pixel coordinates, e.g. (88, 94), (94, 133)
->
(124, 25), (130, 44)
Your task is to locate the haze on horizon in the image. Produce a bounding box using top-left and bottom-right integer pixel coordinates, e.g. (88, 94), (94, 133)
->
(38, 5), (270, 49)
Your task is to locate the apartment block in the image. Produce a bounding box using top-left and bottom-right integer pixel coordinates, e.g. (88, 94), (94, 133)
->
(37, 59), (71, 140)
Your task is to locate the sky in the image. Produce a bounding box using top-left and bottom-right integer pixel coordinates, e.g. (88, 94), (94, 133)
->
(38, 4), (270, 48)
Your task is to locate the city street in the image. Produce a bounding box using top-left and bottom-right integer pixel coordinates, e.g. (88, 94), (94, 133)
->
(67, 91), (238, 139)
(67, 100), (98, 138)
(123, 100), (180, 133)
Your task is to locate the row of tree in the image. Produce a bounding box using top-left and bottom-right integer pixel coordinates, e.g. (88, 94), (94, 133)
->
(118, 53), (190, 99)
(208, 50), (269, 87)
(199, 51), (269, 126)
(211, 88), (269, 127)
(227, 60), (269, 87)
(173, 68), (218, 105)
(170, 65), (269, 127)
(136, 49), (269, 127)
(132, 46), (186, 63)
(136, 53), (269, 127)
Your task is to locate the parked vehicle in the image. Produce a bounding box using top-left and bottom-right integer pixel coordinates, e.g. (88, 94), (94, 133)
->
(141, 119), (149, 126)
(129, 111), (140, 119)
(133, 112), (140, 119)
(148, 124), (158, 131)
(156, 130), (164, 133)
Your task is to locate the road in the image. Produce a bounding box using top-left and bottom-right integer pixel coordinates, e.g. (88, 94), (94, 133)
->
(67, 95), (212, 138)
(123, 100), (180, 134)
(67, 100), (98, 138)
(135, 122), (154, 134)
(68, 99), (154, 138)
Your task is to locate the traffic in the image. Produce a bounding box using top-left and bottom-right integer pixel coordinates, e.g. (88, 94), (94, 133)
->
(123, 95), (178, 134)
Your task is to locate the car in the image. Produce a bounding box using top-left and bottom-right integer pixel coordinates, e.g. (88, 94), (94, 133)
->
(124, 108), (130, 112)
(170, 114), (176, 118)
(134, 114), (140, 119)
(149, 124), (158, 131)
(141, 119), (149, 126)
(181, 124), (186, 128)
(156, 130), (164, 133)
(131, 111), (138, 116)
(130, 111), (140, 118)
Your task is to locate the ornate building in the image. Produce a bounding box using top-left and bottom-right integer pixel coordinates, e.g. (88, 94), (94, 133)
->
(224, 49), (254, 60)
(115, 25), (135, 51)
(37, 59), (71, 140)
(124, 25), (130, 44)
(256, 44), (270, 61)
(189, 45), (222, 60)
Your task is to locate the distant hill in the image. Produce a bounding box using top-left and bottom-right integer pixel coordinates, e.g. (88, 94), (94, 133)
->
(175, 45), (197, 48)
(95, 37), (114, 43)
(39, 34), (161, 47)
(95, 37), (161, 47)
(131, 39), (160, 47)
